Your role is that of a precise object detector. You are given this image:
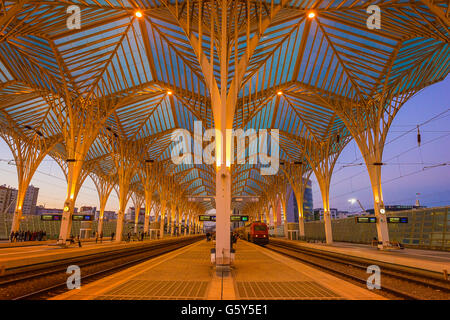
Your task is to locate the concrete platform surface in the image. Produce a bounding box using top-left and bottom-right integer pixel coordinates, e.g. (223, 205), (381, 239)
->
(275, 239), (450, 274)
(0, 236), (198, 271)
(53, 240), (384, 300)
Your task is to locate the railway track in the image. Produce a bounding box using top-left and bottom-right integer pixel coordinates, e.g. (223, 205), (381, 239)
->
(0, 236), (203, 300)
(265, 239), (450, 300)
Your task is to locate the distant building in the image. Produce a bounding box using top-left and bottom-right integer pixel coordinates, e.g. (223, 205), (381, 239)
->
(95, 210), (116, 221)
(365, 205), (426, 214)
(0, 184), (39, 215)
(0, 185), (15, 214)
(285, 179), (314, 222)
(36, 206), (79, 215)
(312, 208), (339, 221)
(126, 207), (145, 223)
(80, 206), (96, 214)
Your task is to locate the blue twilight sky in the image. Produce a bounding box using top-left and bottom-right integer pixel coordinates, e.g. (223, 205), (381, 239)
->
(0, 76), (449, 212)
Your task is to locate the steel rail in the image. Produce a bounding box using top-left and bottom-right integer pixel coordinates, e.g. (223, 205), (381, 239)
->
(265, 240), (450, 300)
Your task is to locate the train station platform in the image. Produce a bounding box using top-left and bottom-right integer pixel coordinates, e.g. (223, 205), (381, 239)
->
(52, 239), (384, 300)
(272, 239), (450, 275)
(0, 238), (113, 249)
(0, 236), (200, 272)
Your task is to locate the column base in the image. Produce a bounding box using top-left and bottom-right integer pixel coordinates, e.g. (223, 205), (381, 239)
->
(215, 263), (231, 277)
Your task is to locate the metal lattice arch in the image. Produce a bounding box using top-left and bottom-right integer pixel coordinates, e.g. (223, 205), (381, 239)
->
(0, 1), (449, 253)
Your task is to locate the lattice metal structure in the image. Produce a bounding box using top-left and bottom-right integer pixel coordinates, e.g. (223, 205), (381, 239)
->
(0, 1), (448, 247)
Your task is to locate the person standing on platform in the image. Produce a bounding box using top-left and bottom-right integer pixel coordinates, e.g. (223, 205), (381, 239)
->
(111, 232), (115, 241)
(100, 232), (103, 243)
(77, 235), (82, 247)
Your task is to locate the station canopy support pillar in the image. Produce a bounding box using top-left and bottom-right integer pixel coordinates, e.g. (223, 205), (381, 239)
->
(368, 163), (390, 246)
(318, 177), (333, 244)
(91, 174), (114, 239)
(215, 164), (231, 267)
(170, 203), (176, 236)
(159, 199), (167, 239)
(115, 190), (131, 243)
(58, 160), (89, 244)
(143, 208), (150, 234)
(0, 130), (59, 234)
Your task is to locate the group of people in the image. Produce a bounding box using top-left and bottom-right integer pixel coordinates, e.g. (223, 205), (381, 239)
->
(92, 231), (104, 243)
(205, 231), (239, 248)
(10, 230), (47, 242)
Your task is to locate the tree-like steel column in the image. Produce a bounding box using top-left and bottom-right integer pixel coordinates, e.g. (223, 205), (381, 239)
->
(0, 129), (60, 233)
(55, 95), (117, 244)
(170, 201), (177, 236)
(139, 162), (158, 235)
(332, 66), (432, 246)
(282, 163), (313, 239)
(52, 152), (97, 243)
(159, 198), (167, 239)
(131, 193), (144, 234)
(161, 0), (290, 268)
(107, 136), (138, 242)
(272, 175), (290, 238)
(90, 172), (115, 237)
(158, 178), (172, 239)
(305, 141), (342, 244)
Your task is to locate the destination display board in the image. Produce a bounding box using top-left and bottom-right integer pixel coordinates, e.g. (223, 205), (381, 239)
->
(230, 215), (249, 222)
(198, 215), (216, 222)
(387, 217), (408, 223)
(40, 214), (62, 221)
(355, 217), (377, 223)
(72, 215), (94, 221)
(199, 215), (249, 222)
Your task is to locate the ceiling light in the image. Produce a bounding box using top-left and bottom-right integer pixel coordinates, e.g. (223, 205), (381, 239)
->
(308, 12), (316, 19)
(135, 11), (143, 18)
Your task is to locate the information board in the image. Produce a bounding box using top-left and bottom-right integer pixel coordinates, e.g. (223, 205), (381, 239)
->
(40, 214), (62, 221)
(72, 215), (94, 221)
(355, 216), (377, 223)
(200, 215), (248, 222)
(387, 217), (408, 223)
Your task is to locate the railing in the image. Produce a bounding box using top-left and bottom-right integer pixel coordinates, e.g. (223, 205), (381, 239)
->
(302, 206), (449, 251)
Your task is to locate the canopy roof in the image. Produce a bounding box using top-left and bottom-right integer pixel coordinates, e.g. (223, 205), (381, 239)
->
(0, 1), (449, 211)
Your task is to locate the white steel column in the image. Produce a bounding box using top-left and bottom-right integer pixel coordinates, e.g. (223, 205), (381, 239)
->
(215, 164), (231, 266)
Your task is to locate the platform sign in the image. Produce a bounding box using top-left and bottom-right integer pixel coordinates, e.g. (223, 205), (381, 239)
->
(41, 214), (62, 221)
(230, 215), (249, 222)
(200, 215), (248, 222)
(355, 217), (376, 223)
(387, 217), (408, 223)
(72, 215), (94, 221)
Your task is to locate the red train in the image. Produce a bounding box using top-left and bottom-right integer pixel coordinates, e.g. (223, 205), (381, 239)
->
(238, 222), (269, 245)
